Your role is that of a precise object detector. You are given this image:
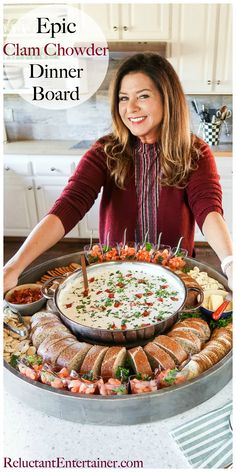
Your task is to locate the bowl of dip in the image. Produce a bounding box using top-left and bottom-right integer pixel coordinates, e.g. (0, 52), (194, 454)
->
(42, 261), (203, 346)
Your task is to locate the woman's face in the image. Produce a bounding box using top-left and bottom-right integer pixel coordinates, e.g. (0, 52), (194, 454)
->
(118, 72), (163, 144)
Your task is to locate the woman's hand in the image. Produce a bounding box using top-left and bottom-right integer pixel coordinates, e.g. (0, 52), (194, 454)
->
(3, 265), (20, 294)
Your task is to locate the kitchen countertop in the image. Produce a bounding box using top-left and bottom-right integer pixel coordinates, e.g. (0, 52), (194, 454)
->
(3, 380), (232, 468)
(4, 140), (232, 157)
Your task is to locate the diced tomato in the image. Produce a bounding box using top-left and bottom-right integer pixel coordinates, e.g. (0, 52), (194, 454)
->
(121, 324), (127, 330)
(89, 277), (95, 283)
(114, 301), (121, 308)
(18, 363), (40, 381)
(142, 310), (150, 317)
(65, 303), (73, 308)
(50, 378), (65, 389)
(135, 293), (143, 298)
(96, 290), (103, 295)
(108, 293), (114, 299)
(57, 367), (70, 378)
(171, 296), (179, 301)
(157, 297), (164, 302)
(105, 288), (112, 293)
(160, 284), (168, 289)
(111, 323), (117, 329)
(116, 282), (125, 288)
(146, 302), (154, 306)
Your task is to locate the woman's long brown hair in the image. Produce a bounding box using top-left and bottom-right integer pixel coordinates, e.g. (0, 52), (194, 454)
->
(104, 53), (200, 188)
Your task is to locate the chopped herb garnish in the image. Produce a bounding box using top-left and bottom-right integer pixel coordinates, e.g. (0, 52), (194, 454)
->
(209, 315), (232, 329)
(115, 366), (130, 381)
(25, 354), (43, 366)
(136, 372), (152, 381)
(9, 354), (20, 368)
(81, 370), (94, 380)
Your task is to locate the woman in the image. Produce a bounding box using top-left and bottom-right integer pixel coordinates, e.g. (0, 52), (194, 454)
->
(4, 53), (233, 291)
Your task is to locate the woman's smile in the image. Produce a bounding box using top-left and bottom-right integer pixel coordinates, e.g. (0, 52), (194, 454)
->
(118, 72), (163, 144)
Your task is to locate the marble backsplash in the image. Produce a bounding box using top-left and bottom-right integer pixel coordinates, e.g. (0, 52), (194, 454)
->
(4, 90), (232, 147)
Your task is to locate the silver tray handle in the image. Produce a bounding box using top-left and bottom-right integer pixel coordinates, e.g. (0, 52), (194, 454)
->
(181, 286), (204, 313)
(41, 274), (69, 299)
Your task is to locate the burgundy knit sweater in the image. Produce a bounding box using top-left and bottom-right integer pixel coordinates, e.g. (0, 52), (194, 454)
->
(48, 137), (223, 256)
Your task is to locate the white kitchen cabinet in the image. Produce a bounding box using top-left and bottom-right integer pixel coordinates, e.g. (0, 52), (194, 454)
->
(170, 4), (232, 94)
(194, 156), (232, 242)
(4, 176), (38, 236)
(78, 191), (102, 239)
(4, 153), (103, 239)
(34, 176), (79, 238)
(4, 155), (78, 238)
(214, 4), (232, 94)
(80, 4), (171, 40)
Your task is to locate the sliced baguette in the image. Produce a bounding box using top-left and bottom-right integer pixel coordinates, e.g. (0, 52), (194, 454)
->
(153, 335), (188, 365)
(144, 343), (175, 370)
(168, 329), (201, 354)
(30, 314), (60, 332)
(170, 323), (206, 343)
(181, 317), (211, 339)
(181, 324), (232, 381)
(101, 347), (127, 379)
(80, 345), (109, 377)
(32, 321), (70, 349)
(30, 311), (56, 324)
(38, 335), (77, 365)
(56, 342), (92, 371)
(128, 346), (152, 376)
(211, 326), (233, 340)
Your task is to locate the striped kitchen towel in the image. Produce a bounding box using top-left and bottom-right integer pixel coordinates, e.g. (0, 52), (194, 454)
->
(170, 402), (233, 468)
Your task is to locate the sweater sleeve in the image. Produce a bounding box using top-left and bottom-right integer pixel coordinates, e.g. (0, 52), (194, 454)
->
(186, 141), (223, 231)
(48, 142), (108, 234)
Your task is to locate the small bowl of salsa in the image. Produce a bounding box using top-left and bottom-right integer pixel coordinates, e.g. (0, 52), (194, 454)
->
(5, 283), (46, 315)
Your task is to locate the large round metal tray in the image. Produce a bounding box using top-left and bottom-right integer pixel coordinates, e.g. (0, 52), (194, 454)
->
(4, 252), (232, 425)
